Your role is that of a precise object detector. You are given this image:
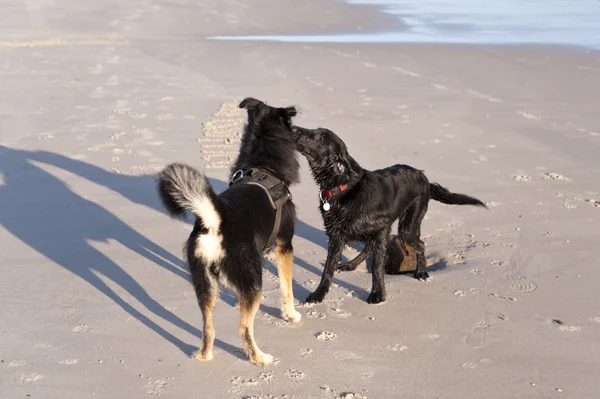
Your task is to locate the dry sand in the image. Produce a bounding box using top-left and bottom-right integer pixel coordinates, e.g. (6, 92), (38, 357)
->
(1, 0), (600, 398)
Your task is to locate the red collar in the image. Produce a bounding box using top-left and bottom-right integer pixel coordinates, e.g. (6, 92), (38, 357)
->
(320, 184), (347, 201)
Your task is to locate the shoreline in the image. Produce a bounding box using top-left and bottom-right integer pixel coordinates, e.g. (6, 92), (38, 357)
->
(210, 0), (600, 51)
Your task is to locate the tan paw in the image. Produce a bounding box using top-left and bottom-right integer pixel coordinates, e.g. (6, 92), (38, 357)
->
(251, 352), (274, 367)
(283, 309), (302, 323)
(192, 349), (213, 361)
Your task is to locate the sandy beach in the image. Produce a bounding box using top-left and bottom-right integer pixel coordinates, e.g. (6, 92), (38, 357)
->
(1, 0), (600, 398)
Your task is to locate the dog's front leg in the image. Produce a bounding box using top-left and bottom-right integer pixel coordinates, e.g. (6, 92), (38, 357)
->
(367, 229), (390, 304)
(305, 237), (345, 303)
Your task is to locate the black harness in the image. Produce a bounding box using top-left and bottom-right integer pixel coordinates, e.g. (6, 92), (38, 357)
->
(229, 168), (292, 252)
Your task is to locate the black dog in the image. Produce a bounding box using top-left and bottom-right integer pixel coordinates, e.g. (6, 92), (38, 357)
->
(158, 98), (301, 367)
(292, 126), (486, 304)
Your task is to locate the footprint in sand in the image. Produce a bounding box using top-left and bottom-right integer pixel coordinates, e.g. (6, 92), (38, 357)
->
(58, 359), (79, 365)
(284, 369), (305, 380)
(261, 312), (289, 328)
(360, 371), (375, 382)
(558, 325), (582, 332)
(328, 307), (351, 318)
(334, 351), (362, 361)
(259, 371), (275, 383)
(321, 385), (337, 395)
(463, 359), (492, 370)
(229, 376), (259, 394)
(337, 393), (368, 399)
(454, 289), (480, 297)
(146, 379), (169, 395)
(542, 172), (571, 181)
(316, 331), (337, 342)
(300, 348), (314, 358)
(517, 111), (541, 120)
(510, 280), (538, 293)
(449, 251), (466, 265)
(489, 293), (518, 301)
(306, 310), (326, 319)
(386, 344), (408, 352)
(13, 373), (44, 384)
(585, 199), (600, 208)
(72, 324), (91, 333)
(490, 260), (506, 267)
(7, 360), (27, 368)
(302, 279), (319, 290)
(590, 317), (600, 323)
(244, 396), (291, 399)
(513, 174), (531, 183)
(563, 200), (578, 209)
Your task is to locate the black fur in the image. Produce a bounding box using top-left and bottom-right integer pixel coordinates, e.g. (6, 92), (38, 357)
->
(292, 125), (487, 304)
(157, 98), (301, 366)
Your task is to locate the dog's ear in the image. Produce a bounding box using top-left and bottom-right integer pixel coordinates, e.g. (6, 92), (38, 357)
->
(333, 155), (348, 176)
(279, 106), (297, 119)
(239, 97), (263, 110)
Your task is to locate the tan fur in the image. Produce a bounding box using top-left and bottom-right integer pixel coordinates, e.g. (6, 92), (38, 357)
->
(274, 243), (301, 323)
(239, 294), (273, 367)
(193, 278), (218, 361)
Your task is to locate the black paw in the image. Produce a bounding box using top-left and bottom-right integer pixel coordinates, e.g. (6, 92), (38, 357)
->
(336, 262), (358, 272)
(414, 270), (430, 280)
(305, 290), (326, 304)
(367, 291), (386, 304)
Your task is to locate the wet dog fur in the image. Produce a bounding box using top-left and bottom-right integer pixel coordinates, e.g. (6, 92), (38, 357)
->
(292, 125), (487, 304)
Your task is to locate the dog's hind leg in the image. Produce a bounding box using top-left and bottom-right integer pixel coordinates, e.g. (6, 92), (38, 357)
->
(275, 240), (301, 323)
(337, 240), (374, 272)
(399, 197), (429, 280)
(239, 291), (273, 367)
(367, 228), (391, 304)
(191, 266), (218, 361)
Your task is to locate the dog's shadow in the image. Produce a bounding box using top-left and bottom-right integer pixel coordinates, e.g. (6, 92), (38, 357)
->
(0, 146), (365, 358)
(426, 256), (449, 273)
(0, 146), (243, 358)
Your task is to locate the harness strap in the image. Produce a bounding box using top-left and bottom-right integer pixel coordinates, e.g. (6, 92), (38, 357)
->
(230, 168), (291, 252)
(266, 199), (284, 252)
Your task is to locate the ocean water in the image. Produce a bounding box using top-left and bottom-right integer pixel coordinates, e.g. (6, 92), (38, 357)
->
(210, 0), (600, 49)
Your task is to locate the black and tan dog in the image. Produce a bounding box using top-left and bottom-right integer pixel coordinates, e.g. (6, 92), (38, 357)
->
(292, 125), (486, 305)
(157, 98), (301, 367)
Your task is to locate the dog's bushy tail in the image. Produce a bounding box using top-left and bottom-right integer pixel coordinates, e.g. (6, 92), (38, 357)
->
(158, 163), (222, 230)
(429, 183), (487, 209)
